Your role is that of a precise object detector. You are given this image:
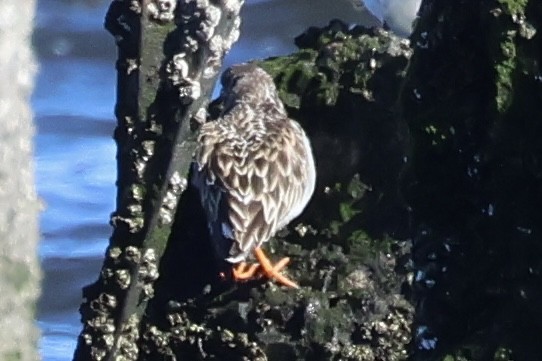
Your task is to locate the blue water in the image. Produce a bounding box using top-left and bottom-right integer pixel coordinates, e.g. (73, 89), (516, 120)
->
(34, 1), (371, 360)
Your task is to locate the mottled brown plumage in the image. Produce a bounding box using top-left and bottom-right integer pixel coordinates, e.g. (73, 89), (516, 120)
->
(192, 64), (316, 287)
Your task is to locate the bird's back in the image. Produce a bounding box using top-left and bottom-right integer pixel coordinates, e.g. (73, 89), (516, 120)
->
(192, 64), (316, 263)
(194, 105), (315, 263)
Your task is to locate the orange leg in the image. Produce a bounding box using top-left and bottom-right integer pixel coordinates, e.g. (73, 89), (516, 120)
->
(254, 247), (299, 289)
(231, 248), (299, 288)
(232, 262), (260, 280)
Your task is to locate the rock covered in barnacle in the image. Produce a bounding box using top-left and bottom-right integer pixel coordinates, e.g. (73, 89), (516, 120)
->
(148, 20), (414, 361)
(162, 0), (244, 103)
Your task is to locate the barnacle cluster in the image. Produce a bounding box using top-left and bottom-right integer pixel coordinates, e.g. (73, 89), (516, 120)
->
(165, 0), (244, 103)
(109, 183), (146, 233)
(139, 248), (159, 299)
(159, 171), (187, 225)
(139, 302), (267, 360)
(147, 0), (177, 22)
(78, 243), (161, 360)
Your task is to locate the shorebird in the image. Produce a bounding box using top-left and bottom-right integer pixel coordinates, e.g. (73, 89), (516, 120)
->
(192, 64), (316, 288)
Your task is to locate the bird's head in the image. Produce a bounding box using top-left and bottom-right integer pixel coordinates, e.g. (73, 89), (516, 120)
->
(219, 63), (283, 112)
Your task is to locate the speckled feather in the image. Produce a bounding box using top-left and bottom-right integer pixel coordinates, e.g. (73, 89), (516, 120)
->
(193, 64), (316, 263)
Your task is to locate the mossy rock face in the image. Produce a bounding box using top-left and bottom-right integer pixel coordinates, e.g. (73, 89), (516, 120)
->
(403, 0), (542, 360)
(138, 21), (414, 361)
(259, 20), (413, 237)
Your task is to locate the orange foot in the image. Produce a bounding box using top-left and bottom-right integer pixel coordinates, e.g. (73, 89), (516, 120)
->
(232, 247), (299, 289)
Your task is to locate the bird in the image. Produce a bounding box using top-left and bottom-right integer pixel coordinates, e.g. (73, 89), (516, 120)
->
(352, 0), (422, 37)
(191, 64), (316, 288)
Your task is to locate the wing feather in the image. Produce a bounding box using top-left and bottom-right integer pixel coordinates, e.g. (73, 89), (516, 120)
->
(193, 104), (315, 263)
